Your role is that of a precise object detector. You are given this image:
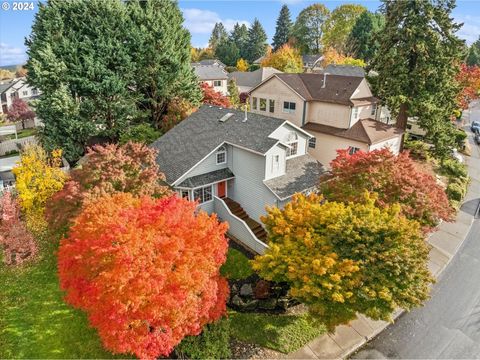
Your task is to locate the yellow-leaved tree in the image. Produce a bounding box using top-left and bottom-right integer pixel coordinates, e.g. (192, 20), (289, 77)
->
(321, 47), (366, 68)
(261, 44), (303, 73)
(236, 58), (249, 72)
(12, 144), (67, 233)
(252, 192), (433, 330)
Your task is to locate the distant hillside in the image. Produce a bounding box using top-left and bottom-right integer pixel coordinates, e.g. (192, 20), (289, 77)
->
(0, 64), (25, 72)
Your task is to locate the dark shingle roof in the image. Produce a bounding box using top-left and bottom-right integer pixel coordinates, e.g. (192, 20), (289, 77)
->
(151, 106), (285, 184)
(264, 155), (326, 200)
(194, 59), (226, 68)
(275, 73), (363, 106)
(192, 64), (228, 80)
(0, 79), (18, 94)
(324, 64), (365, 78)
(303, 119), (403, 145)
(228, 67), (282, 89)
(302, 54), (323, 67)
(177, 168), (234, 188)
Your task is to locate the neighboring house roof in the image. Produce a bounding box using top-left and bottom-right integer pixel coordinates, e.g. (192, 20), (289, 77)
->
(0, 79), (19, 94)
(177, 168), (235, 188)
(323, 64), (365, 78)
(192, 64), (228, 81)
(193, 59), (226, 68)
(271, 73), (364, 106)
(302, 54), (323, 67)
(228, 67), (282, 91)
(351, 96), (379, 106)
(151, 105), (286, 184)
(264, 154), (326, 200)
(253, 56), (265, 64)
(303, 118), (403, 145)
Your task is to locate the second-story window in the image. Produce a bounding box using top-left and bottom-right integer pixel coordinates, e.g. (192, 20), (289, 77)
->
(371, 103), (377, 116)
(308, 137), (316, 149)
(32, 88), (38, 95)
(271, 154), (280, 172)
(283, 101), (296, 113)
(286, 132), (298, 158)
(213, 80), (222, 87)
(22, 91), (28, 96)
(216, 145), (226, 164)
(353, 107), (359, 119)
(269, 99), (275, 113)
(260, 98), (267, 111)
(252, 97), (258, 110)
(348, 146), (360, 155)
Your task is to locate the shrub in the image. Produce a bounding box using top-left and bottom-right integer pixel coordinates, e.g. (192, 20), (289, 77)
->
(175, 319), (231, 359)
(404, 140), (431, 161)
(446, 182), (465, 202)
(440, 158), (468, 179)
(119, 123), (161, 145)
(58, 193), (229, 359)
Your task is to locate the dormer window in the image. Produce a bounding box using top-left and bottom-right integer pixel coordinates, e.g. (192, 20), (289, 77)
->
(216, 145), (227, 164)
(286, 132), (298, 158)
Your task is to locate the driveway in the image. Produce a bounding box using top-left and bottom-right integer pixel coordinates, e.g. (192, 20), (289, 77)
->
(353, 102), (480, 359)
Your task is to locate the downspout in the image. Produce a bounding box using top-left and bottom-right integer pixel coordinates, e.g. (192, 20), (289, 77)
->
(302, 101), (307, 127)
(348, 106), (353, 128)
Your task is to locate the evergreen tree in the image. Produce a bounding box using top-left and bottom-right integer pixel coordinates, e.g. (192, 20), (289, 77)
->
(246, 19), (268, 63)
(215, 40), (240, 66)
(272, 5), (293, 51)
(292, 4), (330, 54)
(209, 22), (228, 50)
(227, 79), (240, 108)
(322, 4), (367, 54)
(230, 23), (249, 59)
(371, 0), (464, 157)
(347, 11), (385, 63)
(466, 36), (480, 66)
(26, 0), (201, 163)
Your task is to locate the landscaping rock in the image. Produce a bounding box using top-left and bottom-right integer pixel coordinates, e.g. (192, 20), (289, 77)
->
(243, 299), (259, 311)
(232, 295), (244, 307)
(240, 284), (253, 297)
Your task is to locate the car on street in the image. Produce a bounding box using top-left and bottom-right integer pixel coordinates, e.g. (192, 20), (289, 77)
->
(471, 121), (480, 133)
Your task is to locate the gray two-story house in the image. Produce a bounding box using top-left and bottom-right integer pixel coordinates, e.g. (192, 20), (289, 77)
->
(151, 105), (325, 254)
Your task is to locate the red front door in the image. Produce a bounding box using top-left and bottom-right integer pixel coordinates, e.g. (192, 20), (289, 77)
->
(217, 181), (226, 198)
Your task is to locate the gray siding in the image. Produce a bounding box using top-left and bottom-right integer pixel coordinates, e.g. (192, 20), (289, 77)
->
(228, 147), (279, 222)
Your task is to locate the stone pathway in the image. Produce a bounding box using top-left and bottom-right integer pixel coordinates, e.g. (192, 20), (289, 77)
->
(287, 119), (480, 359)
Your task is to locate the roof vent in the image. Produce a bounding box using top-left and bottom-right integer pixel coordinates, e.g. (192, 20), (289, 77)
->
(219, 112), (234, 123)
(322, 72), (328, 88)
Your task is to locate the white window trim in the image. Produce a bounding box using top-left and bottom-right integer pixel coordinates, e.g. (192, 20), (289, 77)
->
(213, 80), (222, 87)
(193, 185), (214, 204)
(283, 101), (296, 114)
(286, 132), (299, 159)
(348, 146), (360, 155)
(216, 146), (227, 165)
(308, 137), (316, 149)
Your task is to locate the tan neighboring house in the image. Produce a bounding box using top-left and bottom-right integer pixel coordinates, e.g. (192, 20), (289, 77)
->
(0, 77), (41, 114)
(228, 67), (282, 94)
(248, 73), (403, 167)
(192, 61), (228, 95)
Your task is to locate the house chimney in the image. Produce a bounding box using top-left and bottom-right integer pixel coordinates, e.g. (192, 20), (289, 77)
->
(243, 103), (248, 122)
(322, 72), (328, 88)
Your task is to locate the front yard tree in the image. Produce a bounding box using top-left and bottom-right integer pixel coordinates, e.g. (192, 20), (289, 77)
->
(322, 4), (367, 54)
(58, 193), (229, 359)
(228, 79), (240, 108)
(321, 149), (453, 230)
(252, 193), (433, 330)
(46, 142), (171, 236)
(6, 98), (35, 129)
(272, 5), (293, 51)
(456, 64), (480, 110)
(371, 0), (464, 152)
(246, 19), (268, 63)
(201, 83), (232, 108)
(292, 4), (330, 54)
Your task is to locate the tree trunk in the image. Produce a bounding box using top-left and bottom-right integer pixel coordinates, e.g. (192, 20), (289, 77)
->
(397, 103), (408, 152)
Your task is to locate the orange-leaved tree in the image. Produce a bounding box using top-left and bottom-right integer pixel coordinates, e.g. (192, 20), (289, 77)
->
(58, 193), (229, 359)
(46, 142), (172, 236)
(201, 83), (231, 108)
(252, 193), (432, 330)
(321, 148), (453, 230)
(261, 44), (303, 73)
(456, 64), (480, 110)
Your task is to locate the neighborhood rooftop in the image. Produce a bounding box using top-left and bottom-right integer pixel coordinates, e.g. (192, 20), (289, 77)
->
(270, 73), (364, 106)
(192, 64), (228, 80)
(303, 118), (404, 145)
(322, 64), (366, 78)
(228, 67), (282, 89)
(151, 105), (286, 184)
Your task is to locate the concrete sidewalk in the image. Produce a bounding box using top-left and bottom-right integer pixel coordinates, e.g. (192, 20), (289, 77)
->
(287, 124), (480, 360)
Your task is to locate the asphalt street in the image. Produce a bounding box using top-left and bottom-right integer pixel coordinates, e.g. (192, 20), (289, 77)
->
(354, 103), (480, 359)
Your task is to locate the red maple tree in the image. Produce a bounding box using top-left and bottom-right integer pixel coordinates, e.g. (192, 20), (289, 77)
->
(201, 83), (231, 108)
(58, 193), (229, 359)
(456, 64), (480, 110)
(321, 149), (454, 230)
(7, 98), (35, 129)
(0, 191), (37, 265)
(45, 142), (172, 235)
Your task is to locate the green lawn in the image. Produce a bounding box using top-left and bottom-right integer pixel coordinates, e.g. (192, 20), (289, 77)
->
(6, 128), (37, 140)
(0, 240), (125, 359)
(220, 248), (253, 280)
(229, 311), (326, 354)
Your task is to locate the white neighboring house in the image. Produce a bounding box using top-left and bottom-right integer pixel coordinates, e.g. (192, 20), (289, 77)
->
(248, 73), (404, 167)
(0, 77), (41, 114)
(192, 61), (228, 95)
(151, 105), (326, 254)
